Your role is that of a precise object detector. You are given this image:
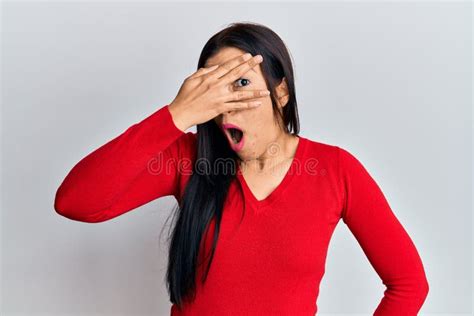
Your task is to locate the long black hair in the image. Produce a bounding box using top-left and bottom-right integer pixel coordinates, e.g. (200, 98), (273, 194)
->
(164, 21), (300, 309)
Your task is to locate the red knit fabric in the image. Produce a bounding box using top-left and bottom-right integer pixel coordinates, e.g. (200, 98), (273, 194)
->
(54, 104), (429, 315)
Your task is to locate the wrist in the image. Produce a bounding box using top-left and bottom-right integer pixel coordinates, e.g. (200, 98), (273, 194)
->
(168, 103), (189, 132)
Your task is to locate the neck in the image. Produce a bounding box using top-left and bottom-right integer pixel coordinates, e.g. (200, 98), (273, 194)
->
(239, 132), (299, 172)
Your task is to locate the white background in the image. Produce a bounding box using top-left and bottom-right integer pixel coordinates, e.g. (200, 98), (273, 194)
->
(2, 1), (472, 315)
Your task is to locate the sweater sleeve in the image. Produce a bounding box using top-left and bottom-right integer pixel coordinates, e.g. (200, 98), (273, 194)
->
(54, 104), (194, 223)
(336, 146), (429, 315)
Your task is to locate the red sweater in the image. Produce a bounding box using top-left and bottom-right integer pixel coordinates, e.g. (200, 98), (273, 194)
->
(54, 104), (429, 315)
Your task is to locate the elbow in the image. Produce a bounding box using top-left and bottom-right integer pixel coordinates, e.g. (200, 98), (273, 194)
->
(407, 275), (430, 307)
(54, 202), (109, 224)
(408, 273), (430, 303)
(54, 187), (106, 223)
(418, 277), (429, 302)
(410, 277), (430, 313)
(54, 193), (83, 222)
(415, 264), (430, 302)
(384, 275), (430, 307)
(54, 186), (70, 216)
(54, 184), (79, 219)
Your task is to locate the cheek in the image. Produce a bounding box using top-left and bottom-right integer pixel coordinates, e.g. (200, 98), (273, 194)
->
(243, 100), (274, 137)
(258, 97), (276, 124)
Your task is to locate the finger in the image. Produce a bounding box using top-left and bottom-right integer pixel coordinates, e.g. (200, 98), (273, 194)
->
(221, 100), (262, 113)
(210, 53), (254, 79)
(223, 89), (270, 102)
(189, 64), (220, 79)
(219, 54), (263, 86)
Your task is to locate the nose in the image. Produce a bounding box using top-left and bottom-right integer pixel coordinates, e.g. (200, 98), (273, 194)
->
(214, 109), (241, 127)
(216, 110), (235, 122)
(223, 109), (239, 117)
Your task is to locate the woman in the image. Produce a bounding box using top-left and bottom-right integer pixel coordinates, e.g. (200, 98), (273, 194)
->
(54, 22), (429, 315)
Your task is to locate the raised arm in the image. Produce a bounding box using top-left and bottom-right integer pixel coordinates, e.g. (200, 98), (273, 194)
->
(54, 52), (274, 223)
(337, 146), (429, 315)
(54, 104), (195, 223)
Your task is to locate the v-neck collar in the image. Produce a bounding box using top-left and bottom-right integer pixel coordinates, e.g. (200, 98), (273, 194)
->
(236, 135), (307, 212)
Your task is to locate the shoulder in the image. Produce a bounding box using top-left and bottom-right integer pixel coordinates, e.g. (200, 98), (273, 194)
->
(302, 136), (338, 155)
(305, 137), (360, 164)
(301, 136), (341, 165)
(301, 136), (367, 179)
(298, 136), (342, 182)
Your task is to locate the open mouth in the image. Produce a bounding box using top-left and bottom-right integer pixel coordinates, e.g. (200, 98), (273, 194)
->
(222, 123), (245, 150)
(227, 127), (243, 144)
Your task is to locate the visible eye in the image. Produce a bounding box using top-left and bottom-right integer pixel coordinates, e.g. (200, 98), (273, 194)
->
(234, 78), (251, 87)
